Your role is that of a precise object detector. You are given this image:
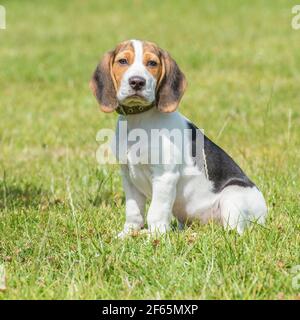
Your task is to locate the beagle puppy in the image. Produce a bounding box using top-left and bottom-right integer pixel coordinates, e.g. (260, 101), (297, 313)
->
(90, 39), (267, 237)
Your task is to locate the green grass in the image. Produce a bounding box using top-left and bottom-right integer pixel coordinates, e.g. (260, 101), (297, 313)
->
(0, 0), (299, 299)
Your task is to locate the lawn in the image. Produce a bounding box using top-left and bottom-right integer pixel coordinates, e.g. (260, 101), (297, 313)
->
(0, 0), (299, 299)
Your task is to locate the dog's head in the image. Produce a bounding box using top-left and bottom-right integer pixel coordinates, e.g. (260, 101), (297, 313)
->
(90, 40), (187, 113)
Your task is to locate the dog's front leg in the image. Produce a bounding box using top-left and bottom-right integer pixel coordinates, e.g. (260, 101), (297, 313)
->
(147, 168), (179, 234)
(118, 165), (146, 238)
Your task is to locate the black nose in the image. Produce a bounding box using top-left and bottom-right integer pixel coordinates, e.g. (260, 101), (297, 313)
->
(129, 76), (146, 90)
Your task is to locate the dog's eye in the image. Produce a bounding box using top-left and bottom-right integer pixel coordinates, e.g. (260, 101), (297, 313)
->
(147, 60), (158, 67)
(118, 58), (128, 65)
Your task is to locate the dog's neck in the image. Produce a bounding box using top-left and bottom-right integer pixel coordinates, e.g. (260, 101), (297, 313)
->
(117, 105), (159, 128)
(115, 103), (155, 116)
(117, 106), (178, 135)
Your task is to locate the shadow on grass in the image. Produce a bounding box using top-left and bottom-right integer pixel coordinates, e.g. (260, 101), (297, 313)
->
(0, 181), (54, 210)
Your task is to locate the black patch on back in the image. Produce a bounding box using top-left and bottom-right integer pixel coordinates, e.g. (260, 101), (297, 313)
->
(187, 121), (255, 193)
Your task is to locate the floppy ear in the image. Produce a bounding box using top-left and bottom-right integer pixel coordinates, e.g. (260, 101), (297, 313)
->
(156, 50), (187, 113)
(89, 51), (118, 113)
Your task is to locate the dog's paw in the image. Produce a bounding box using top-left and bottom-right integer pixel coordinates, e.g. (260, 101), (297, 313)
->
(147, 223), (170, 235)
(117, 223), (142, 239)
(117, 230), (129, 239)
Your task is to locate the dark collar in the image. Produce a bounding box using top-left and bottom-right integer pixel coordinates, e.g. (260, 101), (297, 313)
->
(115, 103), (155, 115)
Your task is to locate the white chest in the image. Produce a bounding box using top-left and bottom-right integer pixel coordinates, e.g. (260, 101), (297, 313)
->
(127, 162), (153, 198)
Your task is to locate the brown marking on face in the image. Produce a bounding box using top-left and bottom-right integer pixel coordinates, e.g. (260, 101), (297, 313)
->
(111, 40), (163, 93)
(90, 39), (186, 113)
(142, 41), (163, 83)
(111, 41), (135, 92)
(142, 41), (187, 113)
